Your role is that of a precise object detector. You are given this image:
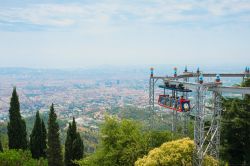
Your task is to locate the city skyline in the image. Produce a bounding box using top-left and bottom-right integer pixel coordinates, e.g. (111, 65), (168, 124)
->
(0, 0), (250, 68)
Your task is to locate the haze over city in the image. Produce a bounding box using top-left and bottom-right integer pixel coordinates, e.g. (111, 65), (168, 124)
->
(0, 0), (250, 68)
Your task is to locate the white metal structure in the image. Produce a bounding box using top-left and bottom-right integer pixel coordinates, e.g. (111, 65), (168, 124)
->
(148, 67), (250, 166)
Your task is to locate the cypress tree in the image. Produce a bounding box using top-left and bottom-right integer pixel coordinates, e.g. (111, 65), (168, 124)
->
(0, 136), (3, 152)
(30, 111), (47, 159)
(41, 119), (47, 158)
(7, 87), (27, 149)
(72, 133), (84, 160)
(71, 117), (77, 137)
(64, 123), (73, 166)
(30, 111), (41, 158)
(47, 104), (63, 166)
(64, 117), (84, 166)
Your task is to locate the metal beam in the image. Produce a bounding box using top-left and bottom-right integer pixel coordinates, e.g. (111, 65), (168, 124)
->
(164, 80), (214, 90)
(203, 73), (246, 77)
(151, 76), (171, 80)
(164, 80), (250, 94)
(177, 73), (246, 78)
(209, 86), (250, 94)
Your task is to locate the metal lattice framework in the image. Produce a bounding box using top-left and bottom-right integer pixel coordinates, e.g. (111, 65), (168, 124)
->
(148, 67), (250, 166)
(193, 85), (207, 166)
(149, 76), (156, 128)
(207, 91), (222, 159)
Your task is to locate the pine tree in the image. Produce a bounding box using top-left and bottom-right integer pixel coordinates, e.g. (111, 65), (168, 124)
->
(47, 104), (63, 166)
(64, 123), (73, 166)
(71, 117), (77, 137)
(30, 111), (41, 158)
(30, 111), (47, 159)
(64, 117), (84, 166)
(71, 118), (83, 161)
(72, 133), (84, 160)
(0, 136), (3, 152)
(7, 87), (27, 149)
(41, 120), (47, 158)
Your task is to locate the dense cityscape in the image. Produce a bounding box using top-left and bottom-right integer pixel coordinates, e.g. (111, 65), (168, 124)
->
(0, 66), (243, 130)
(0, 67), (151, 129)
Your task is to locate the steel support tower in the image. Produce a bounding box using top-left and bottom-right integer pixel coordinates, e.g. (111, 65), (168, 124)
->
(149, 76), (155, 113)
(207, 91), (222, 159)
(148, 67), (250, 166)
(193, 85), (207, 166)
(149, 74), (156, 129)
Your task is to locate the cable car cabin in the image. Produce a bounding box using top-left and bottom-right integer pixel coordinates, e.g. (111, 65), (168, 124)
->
(158, 95), (190, 112)
(158, 83), (192, 112)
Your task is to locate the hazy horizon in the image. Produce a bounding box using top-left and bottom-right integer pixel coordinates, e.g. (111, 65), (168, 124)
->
(0, 64), (247, 75)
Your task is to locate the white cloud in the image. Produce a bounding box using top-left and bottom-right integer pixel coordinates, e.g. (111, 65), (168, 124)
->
(0, 0), (249, 30)
(0, 4), (82, 26)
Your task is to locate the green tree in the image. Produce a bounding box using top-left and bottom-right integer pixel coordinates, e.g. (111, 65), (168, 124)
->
(76, 116), (175, 166)
(221, 78), (250, 165)
(221, 101), (250, 165)
(65, 123), (73, 166)
(41, 120), (47, 158)
(144, 130), (172, 150)
(0, 149), (48, 166)
(242, 78), (250, 165)
(72, 133), (84, 161)
(0, 136), (3, 152)
(65, 117), (84, 166)
(76, 116), (148, 166)
(30, 111), (47, 159)
(7, 87), (28, 150)
(135, 138), (218, 166)
(47, 104), (63, 166)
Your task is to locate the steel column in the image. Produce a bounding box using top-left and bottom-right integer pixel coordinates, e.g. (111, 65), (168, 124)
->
(193, 86), (207, 166)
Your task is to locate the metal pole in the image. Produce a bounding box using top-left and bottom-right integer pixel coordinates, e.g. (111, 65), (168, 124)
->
(172, 90), (175, 133)
(183, 77), (189, 136)
(149, 77), (155, 128)
(193, 86), (206, 166)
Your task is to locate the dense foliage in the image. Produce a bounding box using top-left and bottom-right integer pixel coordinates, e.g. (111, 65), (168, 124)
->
(135, 138), (218, 166)
(0, 136), (3, 152)
(41, 120), (47, 156)
(65, 117), (84, 166)
(221, 78), (250, 165)
(7, 88), (28, 150)
(0, 149), (48, 166)
(47, 104), (63, 166)
(107, 106), (175, 131)
(76, 116), (173, 166)
(30, 111), (47, 159)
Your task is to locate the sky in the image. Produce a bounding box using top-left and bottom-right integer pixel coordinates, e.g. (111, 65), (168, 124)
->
(0, 0), (250, 68)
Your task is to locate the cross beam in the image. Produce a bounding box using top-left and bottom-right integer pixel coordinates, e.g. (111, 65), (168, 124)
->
(177, 73), (247, 78)
(164, 79), (250, 94)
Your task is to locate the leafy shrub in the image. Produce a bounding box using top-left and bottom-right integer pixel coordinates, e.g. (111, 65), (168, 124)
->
(0, 149), (48, 166)
(135, 138), (218, 166)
